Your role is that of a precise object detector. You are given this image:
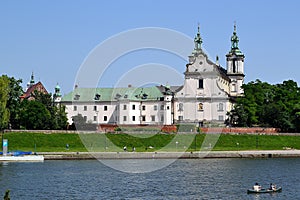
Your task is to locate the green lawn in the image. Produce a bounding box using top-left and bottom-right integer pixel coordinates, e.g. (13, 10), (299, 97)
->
(2, 132), (300, 152)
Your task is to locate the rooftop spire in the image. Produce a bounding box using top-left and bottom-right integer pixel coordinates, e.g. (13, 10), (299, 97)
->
(227, 22), (244, 56)
(194, 23), (203, 51)
(231, 22), (239, 50)
(55, 83), (62, 97)
(30, 72), (35, 85)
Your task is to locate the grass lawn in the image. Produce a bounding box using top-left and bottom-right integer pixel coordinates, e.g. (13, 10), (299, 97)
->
(2, 132), (300, 152)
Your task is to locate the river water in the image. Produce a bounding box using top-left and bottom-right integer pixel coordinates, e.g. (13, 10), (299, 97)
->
(1, 158), (299, 199)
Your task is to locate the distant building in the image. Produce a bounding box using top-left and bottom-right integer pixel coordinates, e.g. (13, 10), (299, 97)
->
(20, 72), (48, 100)
(53, 83), (62, 103)
(59, 24), (245, 127)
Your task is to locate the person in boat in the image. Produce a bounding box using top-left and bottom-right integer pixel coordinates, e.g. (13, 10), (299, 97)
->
(269, 183), (276, 191)
(253, 183), (261, 191)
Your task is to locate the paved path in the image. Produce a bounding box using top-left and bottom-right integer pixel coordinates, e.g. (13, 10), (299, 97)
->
(39, 150), (300, 160)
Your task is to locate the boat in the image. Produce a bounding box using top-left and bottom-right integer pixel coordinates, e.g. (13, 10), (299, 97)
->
(0, 151), (44, 162)
(0, 150), (32, 156)
(247, 187), (282, 194)
(0, 155), (44, 162)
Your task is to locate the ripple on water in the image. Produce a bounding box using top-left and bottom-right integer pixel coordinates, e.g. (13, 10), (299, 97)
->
(0, 158), (299, 199)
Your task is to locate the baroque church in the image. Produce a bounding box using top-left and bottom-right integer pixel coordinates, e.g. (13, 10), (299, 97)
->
(57, 24), (245, 127)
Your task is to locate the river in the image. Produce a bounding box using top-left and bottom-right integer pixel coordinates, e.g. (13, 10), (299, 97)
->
(1, 158), (299, 199)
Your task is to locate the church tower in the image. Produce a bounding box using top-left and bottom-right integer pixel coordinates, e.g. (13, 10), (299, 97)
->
(226, 23), (245, 96)
(53, 83), (62, 103)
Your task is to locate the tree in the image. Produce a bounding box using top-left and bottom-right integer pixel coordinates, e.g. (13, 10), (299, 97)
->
(6, 76), (23, 129)
(229, 79), (300, 132)
(51, 104), (68, 130)
(19, 91), (68, 130)
(20, 100), (51, 130)
(0, 75), (10, 130)
(71, 114), (96, 130)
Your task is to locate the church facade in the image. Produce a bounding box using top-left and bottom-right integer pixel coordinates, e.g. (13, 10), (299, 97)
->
(57, 24), (245, 127)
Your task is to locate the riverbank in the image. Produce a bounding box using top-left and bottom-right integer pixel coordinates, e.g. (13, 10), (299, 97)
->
(39, 150), (300, 160)
(4, 132), (300, 152)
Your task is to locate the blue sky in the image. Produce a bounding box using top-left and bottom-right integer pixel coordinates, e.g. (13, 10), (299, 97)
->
(1, 0), (299, 95)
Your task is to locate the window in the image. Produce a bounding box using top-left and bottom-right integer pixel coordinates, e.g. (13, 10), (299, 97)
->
(151, 115), (155, 122)
(123, 105), (127, 110)
(104, 116), (108, 121)
(178, 103), (183, 111)
(232, 84), (237, 92)
(142, 105), (146, 111)
(198, 103), (203, 111)
(83, 116), (87, 121)
(167, 106), (170, 110)
(154, 105), (158, 111)
(132, 116), (136, 121)
(142, 115), (146, 121)
(93, 116), (97, 121)
(74, 94), (80, 100)
(123, 116), (127, 121)
(218, 115), (224, 121)
(84, 106), (87, 111)
(160, 115), (164, 122)
(94, 93), (101, 100)
(104, 105), (108, 111)
(178, 116), (183, 121)
(232, 59), (237, 73)
(132, 104), (135, 110)
(198, 79), (204, 89)
(93, 106), (97, 111)
(218, 103), (224, 111)
(160, 105), (164, 110)
(73, 106), (77, 111)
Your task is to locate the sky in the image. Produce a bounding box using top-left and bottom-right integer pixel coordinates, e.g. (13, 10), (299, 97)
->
(1, 0), (300, 95)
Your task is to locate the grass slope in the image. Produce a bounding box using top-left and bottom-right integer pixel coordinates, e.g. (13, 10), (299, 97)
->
(2, 132), (300, 152)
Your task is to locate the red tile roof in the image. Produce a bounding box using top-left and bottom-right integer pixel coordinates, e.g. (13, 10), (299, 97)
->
(20, 81), (48, 100)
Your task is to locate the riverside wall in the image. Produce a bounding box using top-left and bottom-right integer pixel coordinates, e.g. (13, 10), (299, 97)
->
(40, 150), (300, 160)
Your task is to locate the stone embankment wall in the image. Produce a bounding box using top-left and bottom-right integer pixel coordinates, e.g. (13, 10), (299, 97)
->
(40, 150), (300, 160)
(4, 126), (281, 134)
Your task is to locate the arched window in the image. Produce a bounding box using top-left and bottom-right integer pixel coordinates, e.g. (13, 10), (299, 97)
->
(218, 103), (224, 111)
(198, 103), (203, 111)
(178, 103), (183, 111)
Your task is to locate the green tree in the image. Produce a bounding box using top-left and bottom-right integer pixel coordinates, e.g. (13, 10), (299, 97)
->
(6, 76), (23, 129)
(20, 100), (51, 130)
(51, 104), (68, 130)
(229, 79), (300, 132)
(33, 90), (68, 130)
(0, 75), (10, 130)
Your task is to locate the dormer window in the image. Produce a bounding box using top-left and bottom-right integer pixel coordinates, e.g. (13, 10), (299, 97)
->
(141, 93), (148, 99)
(94, 93), (101, 100)
(74, 94), (80, 100)
(115, 93), (122, 99)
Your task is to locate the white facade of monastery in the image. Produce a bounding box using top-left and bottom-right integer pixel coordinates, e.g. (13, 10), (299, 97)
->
(57, 25), (245, 127)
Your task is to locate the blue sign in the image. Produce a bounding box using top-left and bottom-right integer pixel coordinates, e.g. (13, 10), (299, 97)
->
(3, 139), (8, 156)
